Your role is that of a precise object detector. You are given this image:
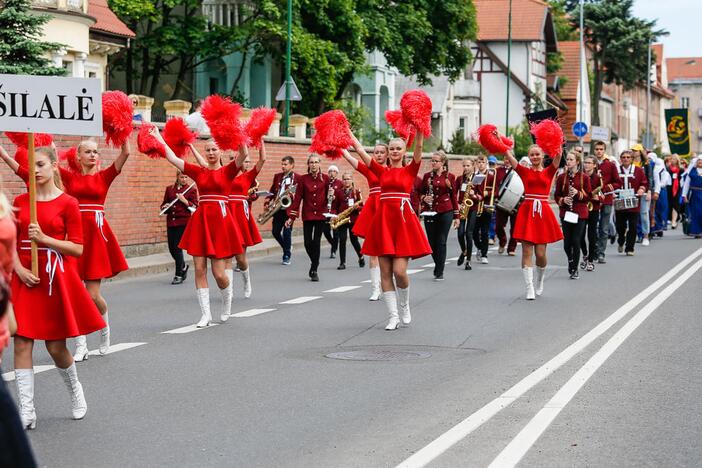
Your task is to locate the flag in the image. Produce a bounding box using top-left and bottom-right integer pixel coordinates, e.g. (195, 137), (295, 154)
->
(665, 109), (690, 156)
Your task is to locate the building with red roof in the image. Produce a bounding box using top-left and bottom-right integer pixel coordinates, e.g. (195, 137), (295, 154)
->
(667, 57), (702, 153)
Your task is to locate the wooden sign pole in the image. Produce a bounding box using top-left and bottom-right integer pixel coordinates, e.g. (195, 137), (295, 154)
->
(28, 132), (38, 276)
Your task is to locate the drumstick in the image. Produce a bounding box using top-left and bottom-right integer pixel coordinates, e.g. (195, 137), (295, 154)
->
(159, 182), (196, 216)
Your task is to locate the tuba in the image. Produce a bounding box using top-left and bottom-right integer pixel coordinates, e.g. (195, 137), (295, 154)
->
(459, 173), (474, 220)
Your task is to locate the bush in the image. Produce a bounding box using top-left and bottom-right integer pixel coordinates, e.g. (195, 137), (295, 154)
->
(447, 129), (485, 155)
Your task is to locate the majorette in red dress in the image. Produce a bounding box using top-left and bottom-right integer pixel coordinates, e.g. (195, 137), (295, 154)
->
(512, 163), (563, 244)
(179, 161), (245, 258)
(360, 159), (432, 259)
(228, 167), (263, 247)
(11, 193), (105, 340)
(351, 161), (380, 239)
(18, 164), (129, 280)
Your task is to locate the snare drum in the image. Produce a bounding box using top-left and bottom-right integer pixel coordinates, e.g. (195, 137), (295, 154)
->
(496, 170), (525, 214)
(613, 189), (639, 211)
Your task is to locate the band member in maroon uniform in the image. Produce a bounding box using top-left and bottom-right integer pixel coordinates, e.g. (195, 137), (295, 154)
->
(286, 155), (330, 281)
(332, 172), (364, 270)
(455, 158), (482, 270)
(322, 165), (344, 258)
(616, 150), (649, 256)
(160, 171), (198, 284)
(473, 155), (496, 264)
(420, 151), (458, 280)
(265, 156), (298, 265)
(593, 140), (622, 263)
(580, 156), (603, 271)
(494, 162), (518, 255)
(554, 152), (591, 279)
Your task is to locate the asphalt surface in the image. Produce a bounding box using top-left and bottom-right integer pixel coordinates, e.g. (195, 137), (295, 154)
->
(3, 228), (701, 468)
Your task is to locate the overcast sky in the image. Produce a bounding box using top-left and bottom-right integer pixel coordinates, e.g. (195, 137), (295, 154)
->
(633, 0), (699, 58)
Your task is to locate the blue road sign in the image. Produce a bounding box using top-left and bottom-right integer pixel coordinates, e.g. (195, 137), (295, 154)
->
(572, 121), (588, 138)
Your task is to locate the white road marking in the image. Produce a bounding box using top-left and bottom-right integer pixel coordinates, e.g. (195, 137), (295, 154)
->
(162, 324), (220, 334)
(422, 263), (435, 268)
(396, 246), (702, 468)
(280, 296), (323, 305)
(324, 286), (362, 293)
(360, 280), (371, 283)
(231, 308), (277, 318)
(407, 269), (424, 275)
(2, 342), (147, 382)
(447, 256), (458, 261)
(489, 256), (702, 467)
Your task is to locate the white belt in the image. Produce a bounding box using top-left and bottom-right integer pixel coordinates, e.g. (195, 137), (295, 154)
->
(524, 194), (549, 218)
(79, 204), (107, 241)
(380, 192), (413, 222)
(200, 195), (229, 217)
(369, 187), (381, 195)
(229, 195), (250, 219)
(19, 240), (64, 296)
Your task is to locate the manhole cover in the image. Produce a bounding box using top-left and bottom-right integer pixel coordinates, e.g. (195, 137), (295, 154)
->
(325, 350), (432, 361)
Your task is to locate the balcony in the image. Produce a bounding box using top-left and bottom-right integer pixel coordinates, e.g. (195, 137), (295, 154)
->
(32, 0), (86, 13)
(452, 79), (480, 100)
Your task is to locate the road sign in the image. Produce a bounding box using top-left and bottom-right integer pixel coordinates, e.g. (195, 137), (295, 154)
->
(572, 121), (588, 138)
(275, 77), (302, 102)
(0, 74), (102, 136)
(591, 126), (610, 142)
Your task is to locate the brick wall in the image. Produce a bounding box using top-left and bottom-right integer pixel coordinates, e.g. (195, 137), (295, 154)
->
(0, 128), (471, 256)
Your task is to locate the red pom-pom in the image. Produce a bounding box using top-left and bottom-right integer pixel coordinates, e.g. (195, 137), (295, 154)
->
(245, 107), (276, 148)
(200, 95), (247, 151)
(399, 90), (432, 138)
(163, 118), (197, 158)
(14, 147), (28, 168)
(60, 147), (80, 172)
(529, 119), (564, 157)
(384, 109), (416, 147)
(473, 124), (514, 154)
(309, 110), (353, 160)
(5, 132), (53, 148)
(137, 124), (166, 159)
(102, 91), (134, 147)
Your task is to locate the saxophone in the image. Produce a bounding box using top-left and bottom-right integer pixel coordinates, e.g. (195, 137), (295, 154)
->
(459, 173), (474, 220)
(257, 175), (295, 224)
(331, 200), (362, 230)
(588, 172), (604, 212)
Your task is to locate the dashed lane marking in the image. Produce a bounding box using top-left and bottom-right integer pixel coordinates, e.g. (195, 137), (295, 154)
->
(279, 296), (323, 305)
(407, 269), (424, 275)
(2, 342), (147, 382)
(231, 308), (277, 318)
(324, 286), (362, 293)
(162, 324), (220, 334)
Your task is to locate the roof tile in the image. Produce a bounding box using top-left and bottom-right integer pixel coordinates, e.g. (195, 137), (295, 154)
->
(88, 0), (135, 38)
(475, 0), (548, 41)
(667, 57), (702, 81)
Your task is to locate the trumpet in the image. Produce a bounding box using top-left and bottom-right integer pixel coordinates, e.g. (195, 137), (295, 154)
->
(330, 201), (362, 230)
(257, 184), (295, 224)
(458, 173), (474, 220)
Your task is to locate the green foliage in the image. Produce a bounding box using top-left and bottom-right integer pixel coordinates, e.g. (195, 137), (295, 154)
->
(447, 129), (485, 156)
(0, 0), (65, 75)
(511, 121), (534, 158)
(548, 0), (578, 41)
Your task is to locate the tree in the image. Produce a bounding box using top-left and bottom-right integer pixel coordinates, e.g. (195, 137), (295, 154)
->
(567, 0), (667, 125)
(0, 0), (65, 75)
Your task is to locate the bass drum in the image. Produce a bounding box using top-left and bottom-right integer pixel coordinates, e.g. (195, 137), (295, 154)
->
(496, 169), (525, 214)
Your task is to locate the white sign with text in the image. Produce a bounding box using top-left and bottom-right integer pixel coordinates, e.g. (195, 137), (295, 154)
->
(591, 126), (611, 143)
(0, 74), (102, 136)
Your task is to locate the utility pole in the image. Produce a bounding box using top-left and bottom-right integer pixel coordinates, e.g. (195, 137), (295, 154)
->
(283, 0), (292, 136)
(505, 0), (512, 137)
(579, 0), (584, 149)
(646, 39), (652, 149)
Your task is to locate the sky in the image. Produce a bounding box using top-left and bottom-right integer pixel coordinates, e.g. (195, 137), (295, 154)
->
(633, 0), (700, 58)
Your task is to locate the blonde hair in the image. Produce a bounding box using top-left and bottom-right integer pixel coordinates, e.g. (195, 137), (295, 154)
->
(36, 146), (63, 190)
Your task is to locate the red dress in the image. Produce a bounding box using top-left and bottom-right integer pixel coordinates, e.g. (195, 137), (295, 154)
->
(360, 159), (432, 259)
(228, 167), (262, 247)
(11, 193), (105, 340)
(180, 161), (244, 259)
(351, 162), (380, 238)
(512, 163), (563, 244)
(18, 165), (129, 280)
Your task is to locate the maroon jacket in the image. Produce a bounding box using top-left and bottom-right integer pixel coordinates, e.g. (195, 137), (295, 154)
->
(266, 171), (299, 204)
(585, 171), (603, 212)
(454, 172), (483, 214)
(332, 187), (363, 224)
(421, 171), (459, 218)
(597, 158), (622, 206)
(287, 172), (330, 222)
(162, 183), (199, 227)
(617, 165), (649, 213)
(554, 171), (592, 219)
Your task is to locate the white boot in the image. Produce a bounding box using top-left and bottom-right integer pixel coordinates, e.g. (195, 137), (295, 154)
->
(535, 266), (546, 296)
(397, 286), (411, 325)
(369, 267), (381, 301)
(15, 369), (36, 430)
(219, 281), (233, 322)
(383, 291), (400, 330)
(522, 267), (536, 300)
(240, 268), (252, 298)
(73, 335), (89, 362)
(59, 363), (87, 420)
(195, 288), (212, 327)
(99, 311), (110, 355)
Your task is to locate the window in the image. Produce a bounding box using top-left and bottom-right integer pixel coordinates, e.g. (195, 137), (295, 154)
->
(681, 97), (690, 108)
(458, 117), (467, 137)
(209, 78), (219, 95)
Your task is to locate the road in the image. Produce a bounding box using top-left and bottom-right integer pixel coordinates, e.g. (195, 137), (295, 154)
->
(3, 230), (702, 467)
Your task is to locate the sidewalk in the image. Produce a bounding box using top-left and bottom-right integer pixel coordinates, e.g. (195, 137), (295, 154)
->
(114, 235), (305, 281)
